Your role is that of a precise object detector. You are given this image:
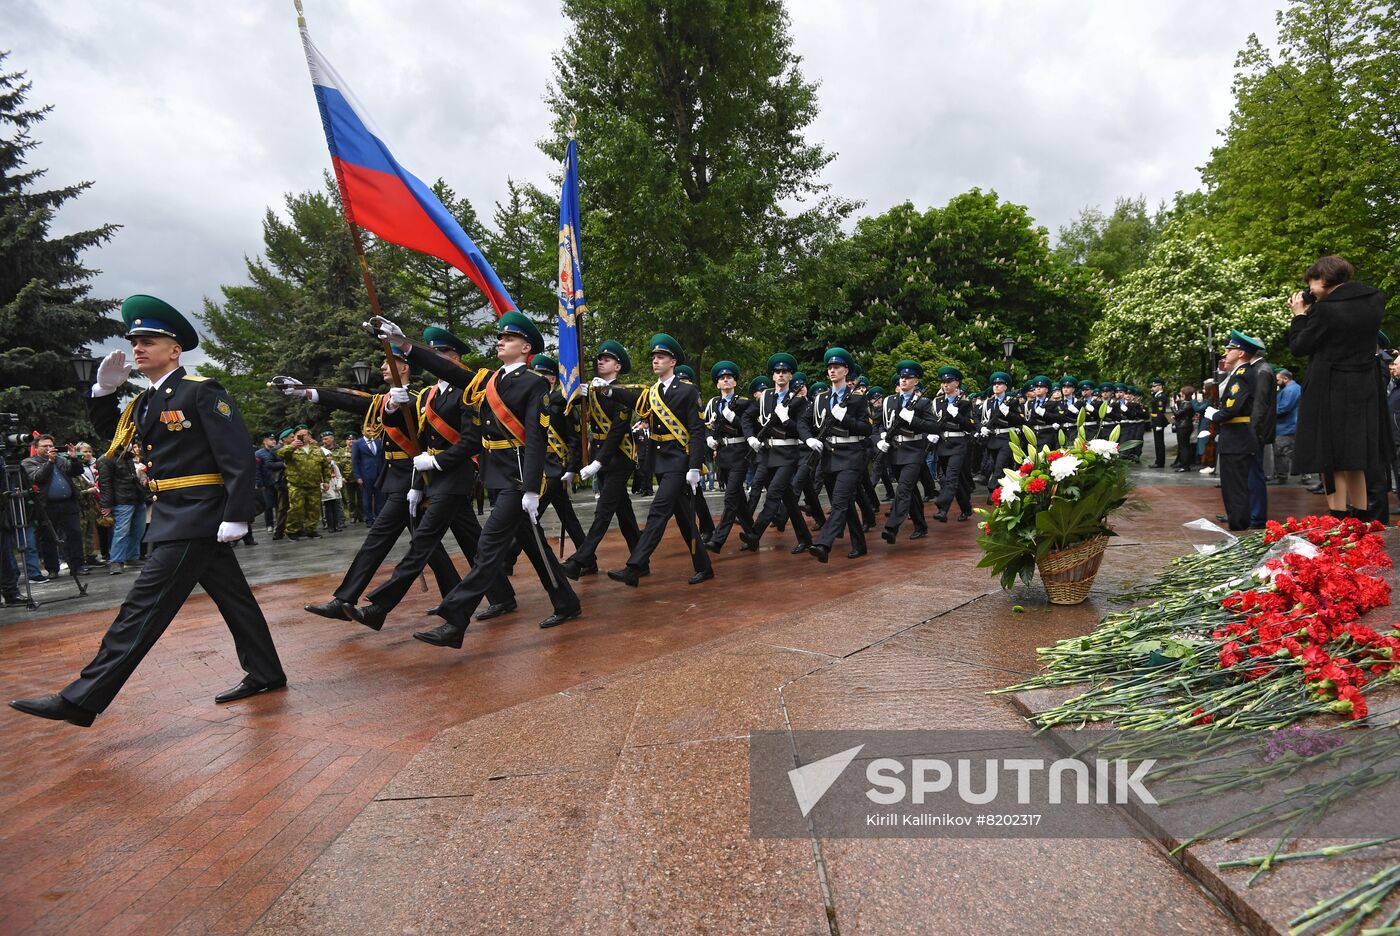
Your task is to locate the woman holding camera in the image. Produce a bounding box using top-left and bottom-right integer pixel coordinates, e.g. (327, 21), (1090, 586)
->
(1288, 255), (1390, 518)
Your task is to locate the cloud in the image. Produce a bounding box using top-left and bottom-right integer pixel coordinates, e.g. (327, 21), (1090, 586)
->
(9, 0), (1281, 370)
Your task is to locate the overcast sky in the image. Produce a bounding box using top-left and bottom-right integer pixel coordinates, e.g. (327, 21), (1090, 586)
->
(10, 0), (1282, 368)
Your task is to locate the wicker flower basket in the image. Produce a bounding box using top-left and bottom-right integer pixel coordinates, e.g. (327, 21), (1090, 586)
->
(1036, 535), (1110, 605)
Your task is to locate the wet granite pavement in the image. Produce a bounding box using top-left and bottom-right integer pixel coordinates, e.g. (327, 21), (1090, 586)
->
(0, 468), (1351, 933)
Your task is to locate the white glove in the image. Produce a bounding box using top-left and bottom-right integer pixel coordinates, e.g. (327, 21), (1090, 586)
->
(522, 491), (540, 524)
(372, 316), (405, 339)
(579, 460), (603, 481)
(216, 521), (248, 543)
(1195, 429), (1211, 441)
(412, 453), (439, 472)
(979, 428), (991, 438)
(747, 437), (762, 452)
(1034, 404), (1046, 415)
(386, 386), (411, 410)
(589, 376), (609, 390)
(1065, 401), (1078, 413)
(685, 468), (701, 491)
(946, 404), (959, 418)
(1204, 406), (1219, 422)
(279, 377), (308, 398)
(876, 439), (891, 454)
(707, 436), (719, 450)
(999, 403), (1011, 416)
(407, 489), (423, 517)
(774, 403), (790, 422)
(721, 405), (735, 423)
(929, 434), (940, 445)
(831, 404), (847, 421)
(561, 471), (575, 485)
(93, 350), (128, 396)
(805, 437), (824, 452)
(899, 408), (915, 424)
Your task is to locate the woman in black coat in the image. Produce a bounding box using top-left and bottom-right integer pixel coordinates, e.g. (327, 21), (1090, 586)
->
(1288, 255), (1389, 516)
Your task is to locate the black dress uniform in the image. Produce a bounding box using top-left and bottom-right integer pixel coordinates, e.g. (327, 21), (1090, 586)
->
(15, 296), (284, 725)
(608, 335), (713, 585)
(702, 363), (756, 552)
(930, 370), (975, 521)
(529, 355), (586, 553)
(879, 366), (939, 542)
(741, 356), (815, 552)
(417, 314), (580, 643)
(808, 374), (872, 561)
(979, 375), (1022, 502)
(1204, 331), (1276, 530)
(564, 343), (642, 578)
(1149, 380), (1170, 467)
(1025, 378), (1059, 449)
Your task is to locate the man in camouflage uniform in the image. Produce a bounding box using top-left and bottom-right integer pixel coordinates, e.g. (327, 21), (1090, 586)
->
(325, 431), (355, 529)
(278, 425), (330, 540)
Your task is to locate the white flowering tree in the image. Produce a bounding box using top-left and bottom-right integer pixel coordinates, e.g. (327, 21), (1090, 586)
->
(1086, 221), (1289, 387)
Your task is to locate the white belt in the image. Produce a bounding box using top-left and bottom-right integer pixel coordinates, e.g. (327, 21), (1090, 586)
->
(994, 427), (1017, 434)
(767, 438), (802, 447)
(893, 434), (925, 444)
(825, 434), (861, 444)
(720, 437), (747, 445)
(942, 430), (968, 438)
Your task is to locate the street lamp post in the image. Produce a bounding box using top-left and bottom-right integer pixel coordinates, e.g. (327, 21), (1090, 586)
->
(1001, 337), (1017, 377)
(350, 360), (372, 388)
(70, 353), (99, 387)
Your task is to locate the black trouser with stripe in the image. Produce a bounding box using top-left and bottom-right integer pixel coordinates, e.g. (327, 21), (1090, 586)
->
(365, 490), (514, 613)
(542, 475), (587, 553)
(626, 469), (712, 574)
(692, 486), (715, 539)
(816, 467), (866, 552)
(710, 462), (754, 548)
(334, 491), (459, 605)
(437, 489), (578, 624)
(753, 460), (812, 545)
(934, 439), (973, 515)
(62, 538), (284, 713)
(569, 462), (639, 569)
(885, 459), (928, 534)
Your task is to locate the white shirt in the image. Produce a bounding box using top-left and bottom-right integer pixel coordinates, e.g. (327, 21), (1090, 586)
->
(501, 361), (527, 375)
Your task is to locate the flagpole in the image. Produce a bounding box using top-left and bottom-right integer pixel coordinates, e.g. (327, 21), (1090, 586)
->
(294, 0), (401, 388)
(566, 114), (590, 466)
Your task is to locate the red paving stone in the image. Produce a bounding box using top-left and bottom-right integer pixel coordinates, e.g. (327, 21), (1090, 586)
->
(0, 481), (1326, 934)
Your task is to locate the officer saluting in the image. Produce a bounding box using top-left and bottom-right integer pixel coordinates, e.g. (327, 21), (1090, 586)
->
(11, 296), (285, 727)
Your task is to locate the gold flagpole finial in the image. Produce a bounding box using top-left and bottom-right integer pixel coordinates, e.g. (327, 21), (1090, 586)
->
(294, 0), (306, 27)
(567, 113), (578, 140)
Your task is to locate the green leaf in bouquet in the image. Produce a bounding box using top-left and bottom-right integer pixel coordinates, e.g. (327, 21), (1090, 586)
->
(1021, 425), (1037, 449)
(1129, 640), (1163, 655)
(1010, 433), (1024, 462)
(1057, 428), (1066, 448)
(1109, 424), (1122, 442)
(1076, 405), (1087, 427)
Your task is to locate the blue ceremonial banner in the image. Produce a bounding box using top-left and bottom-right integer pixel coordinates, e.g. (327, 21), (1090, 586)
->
(557, 136), (586, 401)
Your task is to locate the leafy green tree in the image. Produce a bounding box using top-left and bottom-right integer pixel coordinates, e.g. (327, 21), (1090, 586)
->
(781, 190), (1103, 386)
(0, 54), (121, 443)
(1201, 0), (1399, 297)
(1055, 196), (1164, 283)
(488, 178), (558, 348)
(1086, 221), (1289, 388)
(541, 0), (857, 368)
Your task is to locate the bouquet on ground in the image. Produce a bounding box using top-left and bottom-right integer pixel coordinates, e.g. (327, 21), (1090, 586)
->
(975, 415), (1140, 590)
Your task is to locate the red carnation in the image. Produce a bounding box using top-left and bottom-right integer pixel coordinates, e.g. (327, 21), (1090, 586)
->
(1019, 462), (1034, 476)
(1026, 477), (1048, 494)
(1047, 451), (1065, 462)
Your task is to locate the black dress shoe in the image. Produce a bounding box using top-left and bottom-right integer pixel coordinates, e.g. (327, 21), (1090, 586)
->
(352, 602), (388, 632)
(847, 547), (867, 559)
(562, 558), (597, 581)
(688, 569), (715, 584)
(880, 527), (896, 544)
(1307, 484), (1326, 494)
(705, 540), (722, 554)
(539, 607), (582, 629)
(9, 693), (95, 727)
(739, 531), (761, 551)
(305, 597), (356, 621)
(474, 600), (518, 621)
(608, 567), (640, 587)
(958, 512), (973, 522)
(809, 543), (830, 563)
(933, 511), (949, 523)
(638, 564), (652, 577)
(307, 532), (322, 539)
(790, 542), (811, 554)
(214, 675), (287, 704)
(413, 622), (466, 648)
(1215, 514), (1229, 524)
(861, 521), (876, 533)
(910, 528), (928, 539)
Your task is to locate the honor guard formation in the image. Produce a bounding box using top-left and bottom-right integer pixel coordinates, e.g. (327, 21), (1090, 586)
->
(9, 295), (1172, 727)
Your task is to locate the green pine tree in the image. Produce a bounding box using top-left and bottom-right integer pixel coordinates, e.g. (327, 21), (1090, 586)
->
(0, 53), (121, 444)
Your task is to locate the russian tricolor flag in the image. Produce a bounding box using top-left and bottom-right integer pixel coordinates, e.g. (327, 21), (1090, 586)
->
(299, 24), (515, 315)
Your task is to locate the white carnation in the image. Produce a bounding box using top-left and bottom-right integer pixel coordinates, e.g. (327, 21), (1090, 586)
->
(997, 476), (1021, 504)
(1049, 454), (1082, 481)
(1087, 439), (1119, 458)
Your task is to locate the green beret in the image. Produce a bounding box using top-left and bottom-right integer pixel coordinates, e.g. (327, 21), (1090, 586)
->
(122, 294), (199, 351)
(597, 339), (631, 375)
(989, 371), (1011, 385)
(823, 347), (855, 370)
(675, 364), (697, 383)
(767, 351), (797, 373)
(936, 365), (962, 382)
(648, 332), (685, 363)
(278, 427), (295, 441)
(529, 353), (559, 377)
(748, 375), (772, 393)
(1225, 328), (1265, 353)
(894, 359), (923, 379)
(424, 325), (470, 355)
(1030, 375), (1052, 389)
(710, 360), (740, 382)
(497, 311), (545, 355)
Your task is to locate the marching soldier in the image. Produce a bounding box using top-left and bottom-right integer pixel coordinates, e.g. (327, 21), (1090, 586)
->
(606, 334), (713, 587)
(674, 364), (716, 543)
(296, 348), (464, 623)
(876, 360), (939, 542)
(1078, 380), (1101, 439)
(930, 366), (975, 522)
(740, 353), (818, 554)
(1057, 376), (1082, 441)
(743, 374), (775, 534)
(789, 371), (827, 531)
(807, 348), (871, 562)
(1025, 375), (1058, 449)
(11, 296), (285, 727)
(703, 360), (757, 553)
(564, 340), (643, 579)
(415, 312), (581, 646)
(528, 353), (587, 553)
(978, 371), (1021, 502)
(1099, 382), (1122, 440)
